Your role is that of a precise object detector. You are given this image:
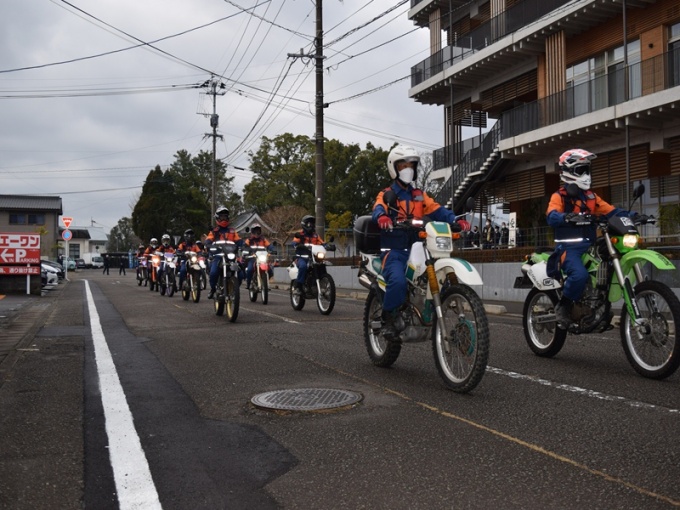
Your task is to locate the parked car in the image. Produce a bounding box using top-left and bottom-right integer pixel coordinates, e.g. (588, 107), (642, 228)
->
(76, 258), (86, 269)
(66, 257), (76, 270)
(91, 256), (104, 269)
(41, 260), (65, 280)
(41, 263), (59, 285)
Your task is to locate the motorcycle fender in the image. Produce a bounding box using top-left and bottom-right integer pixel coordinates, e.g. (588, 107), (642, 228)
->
(526, 262), (562, 291)
(609, 249), (676, 302)
(434, 258), (483, 286)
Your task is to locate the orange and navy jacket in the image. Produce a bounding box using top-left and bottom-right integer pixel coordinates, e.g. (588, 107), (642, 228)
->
(547, 185), (626, 245)
(293, 230), (324, 246)
(176, 241), (201, 253)
(372, 182), (456, 250)
(245, 236), (271, 250)
(206, 226), (242, 247)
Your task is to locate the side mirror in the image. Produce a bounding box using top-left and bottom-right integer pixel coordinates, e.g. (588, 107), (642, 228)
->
(633, 184), (645, 199)
(464, 197), (475, 211)
(328, 235), (335, 243)
(383, 190), (398, 211)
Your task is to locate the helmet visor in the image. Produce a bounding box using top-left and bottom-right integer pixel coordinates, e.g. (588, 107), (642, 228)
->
(570, 164), (591, 177)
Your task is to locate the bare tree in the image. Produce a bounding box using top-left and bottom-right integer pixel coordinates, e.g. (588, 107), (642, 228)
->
(261, 205), (308, 259)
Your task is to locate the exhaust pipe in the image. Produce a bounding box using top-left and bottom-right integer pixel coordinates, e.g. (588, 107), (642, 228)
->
(358, 273), (372, 290)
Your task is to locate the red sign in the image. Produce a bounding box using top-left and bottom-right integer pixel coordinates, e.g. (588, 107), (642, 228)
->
(62, 216), (73, 228)
(0, 266), (40, 275)
(0, 233), (41, 264)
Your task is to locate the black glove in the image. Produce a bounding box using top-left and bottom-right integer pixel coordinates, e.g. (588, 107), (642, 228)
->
(634, 214), (650, 224)
(450, 221), (462, 233)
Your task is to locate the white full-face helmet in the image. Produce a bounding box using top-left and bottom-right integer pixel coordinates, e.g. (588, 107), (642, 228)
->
(387, 145), (420, 185)
(559, 148), (596, 190)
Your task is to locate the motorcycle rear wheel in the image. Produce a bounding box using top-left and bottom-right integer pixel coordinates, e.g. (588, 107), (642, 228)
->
(523, 288), (567, 357)
(363, 288), (401, 367)
(316, 274), (336, 315)
(620, 280), (680, 379)
(433, 284), (489, 393)
(226, 276), (240, 322)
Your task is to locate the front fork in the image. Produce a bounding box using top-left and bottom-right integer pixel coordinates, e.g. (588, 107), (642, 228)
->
(425, 261), (447, 338)
(613, 257), (652, 334)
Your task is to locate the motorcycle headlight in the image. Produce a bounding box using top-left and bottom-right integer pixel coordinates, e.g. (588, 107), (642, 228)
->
(435, 236), (452, 251)
(622, 234), (638, 248)
(227, 253), (236, 260)
(256, 251), (268, 262)
(316, 251), (325, 261)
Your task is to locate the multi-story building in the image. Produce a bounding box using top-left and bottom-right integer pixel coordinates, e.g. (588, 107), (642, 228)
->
(409, 0), (680, 244)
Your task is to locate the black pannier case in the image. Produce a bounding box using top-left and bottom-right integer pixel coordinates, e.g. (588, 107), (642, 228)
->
(353, 215), (381, 254)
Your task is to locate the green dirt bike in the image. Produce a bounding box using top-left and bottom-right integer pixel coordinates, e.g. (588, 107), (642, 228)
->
(515, 184), (680, 379)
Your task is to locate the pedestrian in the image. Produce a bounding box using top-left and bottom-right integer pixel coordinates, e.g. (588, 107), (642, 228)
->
(500, 222), (509, 246)
(119, 255), (126, 275)
(103, 254), (110, 275)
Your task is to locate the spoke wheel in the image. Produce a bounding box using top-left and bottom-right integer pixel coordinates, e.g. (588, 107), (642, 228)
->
(432, 284), (490, 393)
(226, 276), (240, 322)
(214, 274), (225, 316)
(261, 272), (269, 305)
(523, 288), (567, 357)
(363, 288), (401, 367)
(316, 274), (336, 315)
(290, 282), (305, 311)
(181, 279), (190, 301)
(621, 280), (680, 379)
(191, 275), (201, 303)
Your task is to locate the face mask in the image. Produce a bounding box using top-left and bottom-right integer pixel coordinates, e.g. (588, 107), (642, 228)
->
(398, 168), (414, 184)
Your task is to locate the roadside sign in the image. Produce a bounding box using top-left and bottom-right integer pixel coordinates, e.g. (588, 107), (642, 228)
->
(62, 216), (73, 228)
(62, 229), (73, 241)
(0, 266), (40, 275)
(0, 233), (41, 264)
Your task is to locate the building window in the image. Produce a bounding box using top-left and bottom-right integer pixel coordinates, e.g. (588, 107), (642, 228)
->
(566, 40), (641, 112)
(9, 213), (46, 225)
(69, 243), (80, 258)
(669, 23), (680, 87)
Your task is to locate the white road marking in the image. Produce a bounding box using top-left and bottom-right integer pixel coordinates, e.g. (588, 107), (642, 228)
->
(487, 366), (680, 415)
(85, 281), (163, 510)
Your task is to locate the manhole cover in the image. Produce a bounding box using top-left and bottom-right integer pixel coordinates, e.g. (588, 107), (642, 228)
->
(251, 388), (362, 412)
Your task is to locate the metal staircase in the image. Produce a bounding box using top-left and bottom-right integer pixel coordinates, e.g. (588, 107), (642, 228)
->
(435, 121), (506, 214)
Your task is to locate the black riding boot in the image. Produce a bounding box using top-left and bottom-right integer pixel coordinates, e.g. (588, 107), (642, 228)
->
(555, 296), (573, 330)
(381, 309), (400, 341)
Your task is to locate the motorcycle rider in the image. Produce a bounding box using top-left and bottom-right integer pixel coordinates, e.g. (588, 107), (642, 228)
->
(205, 206), (243, 299)
(291, 215), (326, 295)
(547, 148), (638, 329)
(157, 234), (176, 284)
(176, 228), (202, 290)
(143, 237), (160, 256)
(243, 223), (274, 289)
(372, 144), (462, 340)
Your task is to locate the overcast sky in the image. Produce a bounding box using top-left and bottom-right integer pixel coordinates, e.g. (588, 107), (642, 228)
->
(1, 0), (447, 232)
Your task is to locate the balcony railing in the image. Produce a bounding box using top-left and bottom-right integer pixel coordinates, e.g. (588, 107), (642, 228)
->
(500, 48), (680, 139)
(411, 0), (571, 87)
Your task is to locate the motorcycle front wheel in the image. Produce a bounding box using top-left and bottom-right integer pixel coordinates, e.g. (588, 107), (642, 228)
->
(226, 276), (240, 322)
(621, 280), (680, 379)
(137, 270), (143, 286)
(363, 288), (401, 367)
(214, 274), (225, 316)
(523, 288), (567, 357)
(316, 274), (336, 315)
(433, 284), (490, 393)
(191, 275), (201, 303)
(167, 271), (176, 297)
(248, 280), (258, 302)
(261, 272), (269, 305)
(290, 282), (305, 311)
(181, 279), (190, 301)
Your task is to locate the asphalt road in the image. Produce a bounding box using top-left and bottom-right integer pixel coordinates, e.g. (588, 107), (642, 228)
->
(1, 270), (679, 509)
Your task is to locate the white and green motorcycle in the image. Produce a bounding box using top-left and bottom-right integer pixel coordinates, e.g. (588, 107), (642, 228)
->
(355, 195), (489, 393)
(515, 184), (680, 379)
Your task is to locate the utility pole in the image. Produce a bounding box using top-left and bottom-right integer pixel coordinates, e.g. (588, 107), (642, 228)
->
(288, 1), (327, 238)
(200, 77), (226, 221)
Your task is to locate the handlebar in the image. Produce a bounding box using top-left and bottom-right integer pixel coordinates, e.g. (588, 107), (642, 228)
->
(566, 213), (655, 227)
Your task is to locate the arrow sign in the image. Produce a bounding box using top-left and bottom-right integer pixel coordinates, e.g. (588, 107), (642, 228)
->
(62, 216), (73, 228)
